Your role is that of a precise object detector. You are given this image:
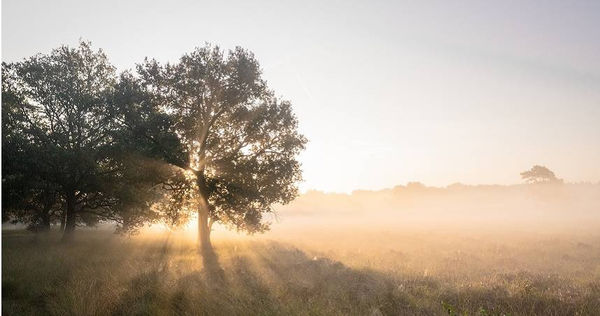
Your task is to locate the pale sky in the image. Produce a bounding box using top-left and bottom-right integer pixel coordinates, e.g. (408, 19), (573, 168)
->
(3, 0), (600, 192)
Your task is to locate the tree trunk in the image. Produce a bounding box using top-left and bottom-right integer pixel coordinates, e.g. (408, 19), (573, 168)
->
(196, 169), (212, 251)
(39, 212), (51, 232)
(60, 212), (66, 232)
(62, 212), (76, 242)
(198, 208), (211, 251)
(61, 191), (77, 242)
(32, 211), (50, 243)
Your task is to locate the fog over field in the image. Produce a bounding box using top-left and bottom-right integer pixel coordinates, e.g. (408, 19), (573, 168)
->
(275, 182), (600, 226)
(227, 182), (600, 257)
(204, 183), (600, 314)
(3, 1), (600, 314)
(4, 183), (600, 315)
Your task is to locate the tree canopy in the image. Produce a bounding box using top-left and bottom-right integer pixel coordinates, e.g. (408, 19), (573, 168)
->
(2, 41), (306, 247)
(1, 42), (183, 239)
(135, 45), (307, 248)
(520, 165), (562, 184)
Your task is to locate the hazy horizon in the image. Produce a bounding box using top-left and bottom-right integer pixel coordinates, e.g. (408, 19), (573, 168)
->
(3, 0), (599, 193)
(3, 2), (600, 314)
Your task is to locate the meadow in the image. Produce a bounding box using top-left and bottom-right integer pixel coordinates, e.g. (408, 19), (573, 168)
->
(3, 1), (600, 314)
(3, 223), (600, 316)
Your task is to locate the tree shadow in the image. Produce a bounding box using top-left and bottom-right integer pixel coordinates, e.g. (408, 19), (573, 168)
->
(170, 242), (427, 315)
(112, 240), (443, 315)
(167, 247), (290, 315)
(200, 245), (226, 289)
(112, 234), (173, 316)
(4, 231), (598, 315)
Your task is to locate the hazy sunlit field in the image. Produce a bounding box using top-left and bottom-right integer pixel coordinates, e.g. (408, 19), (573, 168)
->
(4, 0), (600, 314)
(4, 217), (600, 315)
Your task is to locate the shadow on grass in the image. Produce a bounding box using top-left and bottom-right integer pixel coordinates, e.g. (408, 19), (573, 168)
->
(111, 241), (420, 315)
(110, 241), (600, 315)
(200, 245), (227, 288)
(4, 231), (600, 316)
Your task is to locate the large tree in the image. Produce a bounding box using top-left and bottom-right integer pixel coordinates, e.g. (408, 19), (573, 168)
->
(1, 42), (171, 240)
(137, 45), (306, 249)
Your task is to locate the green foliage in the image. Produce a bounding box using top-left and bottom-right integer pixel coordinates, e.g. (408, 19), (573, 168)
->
(1, 41), (185, 236)
(2, 41), (122, 230)
(2, 41), (306, 241)
(2, 63), (59, 230)
(136, 44), (307, 236)
(442, 301), (459, 315)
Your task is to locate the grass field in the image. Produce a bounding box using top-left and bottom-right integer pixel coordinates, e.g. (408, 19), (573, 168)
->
(3, 225), (600, 316)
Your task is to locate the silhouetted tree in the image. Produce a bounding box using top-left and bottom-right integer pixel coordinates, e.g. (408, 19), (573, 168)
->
(520, 165), (562, 184)
(2, 42), (120, 240)
(2, 66), (62, 232)
(109, 73), (193, 231)
(136, 45), (306, 250)
(2, 42), (306, 246)
(1, 41), (172, 240)
(1, 147), (62, 232)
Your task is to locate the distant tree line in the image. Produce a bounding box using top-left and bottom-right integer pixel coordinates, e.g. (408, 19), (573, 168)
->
(2, 41), (306, 249)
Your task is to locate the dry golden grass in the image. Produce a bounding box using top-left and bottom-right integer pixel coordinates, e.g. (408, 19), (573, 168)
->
(3, 224), (600, 315)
